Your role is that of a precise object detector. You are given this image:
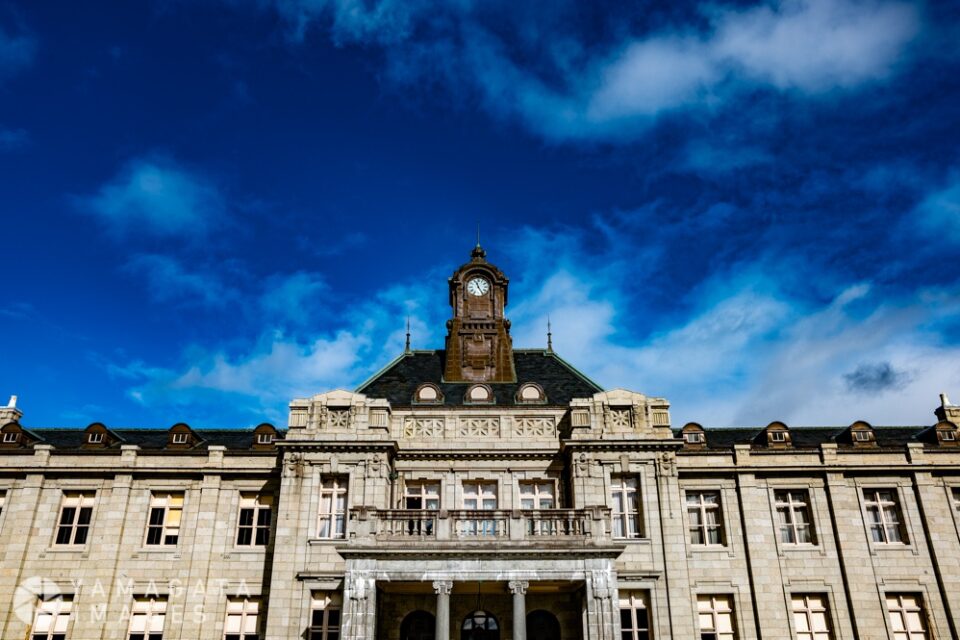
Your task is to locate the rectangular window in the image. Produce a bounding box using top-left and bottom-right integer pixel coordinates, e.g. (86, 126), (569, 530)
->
(462, 481), (498, 536)
(128, 596), (166, 640)
(792, 594), (832, 640)
(403, 481), (439, 535)
(224, 597), (260, 640)
(611, 476), (642, 539)
(770, 431), (787, 442)
(256, 433), (273, 444)
(309, 593), (342, 640)
(776, 490), (815, 544)
(31, 595), (73, 640)
(886, 594), (929, 640)
(88, 432), (104, 444)
(697, 595), (736, 640)
(237, 493), (272, 547)
(619, 591), (651, 640)
(55, 491), (95, 546)
(863, 489), (906, 543)
(685, 432), (704, 444)
(854, 430), (872, 442)
(171, 433), (189, 444)
(317, 477), (347, 539)
(521, 480), (557, 535)
(687, 491), (724, 545)
(3, 432), (18, 443)
(145, 492), (183, 546)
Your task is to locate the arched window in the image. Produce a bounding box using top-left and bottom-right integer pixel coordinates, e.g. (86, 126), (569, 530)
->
(461, 610), (499, 640)
(400, 610), (436, 640)
(527, 610), (560, 640)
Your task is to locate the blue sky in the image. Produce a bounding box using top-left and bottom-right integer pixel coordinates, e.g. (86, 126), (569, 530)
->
(1, 0), (959, 428)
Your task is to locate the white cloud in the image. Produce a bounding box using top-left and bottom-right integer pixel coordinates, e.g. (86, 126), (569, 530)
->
(78, 156), (226, 238)
(915, 178), (960, 244)
(124, 254), (240, 307)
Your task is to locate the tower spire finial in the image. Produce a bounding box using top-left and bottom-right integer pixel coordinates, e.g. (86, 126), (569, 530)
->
(547, 315), (553, 352)
(405, 316), (411, 354)
(476, 222), (481, 248)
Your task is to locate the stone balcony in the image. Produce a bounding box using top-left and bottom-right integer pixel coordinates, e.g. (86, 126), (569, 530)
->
(337, 507), (624, 558)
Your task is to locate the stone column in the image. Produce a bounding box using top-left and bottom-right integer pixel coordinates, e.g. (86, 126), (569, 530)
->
(509, 581), (529, 640)
(343, 572), (377, 640)
(433, 580), (453, 640)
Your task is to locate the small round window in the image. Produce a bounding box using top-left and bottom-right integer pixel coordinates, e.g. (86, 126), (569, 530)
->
(517, 383), (544, 403)
(466, 385), (492, 402)
(414, 384), (442, 404)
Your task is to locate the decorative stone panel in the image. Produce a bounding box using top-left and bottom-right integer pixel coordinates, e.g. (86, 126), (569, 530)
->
(513, 417), (556, 438)
(402, 417), (444, 438)
(328, 408), (351, 429)
(607, 408), (632, 429)
(458, 417), (500, 437)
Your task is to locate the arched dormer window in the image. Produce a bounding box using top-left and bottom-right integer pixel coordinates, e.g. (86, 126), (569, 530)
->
(83, 422), (118, 448)
(681, 423), (706, 448)
(847, 421), (876, 447)
(0, 422), (22, 448)
(933, 420), (959, 447)
(515, 383), (546, 404)
(413, 383), (444, 405)
(168, 423), (199, 449)
(464, 384), (494, 405)
(252, 423), (278, 449)
(762, 421), (791, 448)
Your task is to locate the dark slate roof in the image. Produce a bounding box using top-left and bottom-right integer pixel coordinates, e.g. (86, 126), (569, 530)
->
(357, 349), (603, 406)
(26, 428), (284, 451)
(674, 426), (931, 450)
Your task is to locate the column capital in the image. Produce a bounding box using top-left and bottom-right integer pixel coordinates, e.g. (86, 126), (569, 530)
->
(432, 580), (453, 595)
(508, 580), (529, 595)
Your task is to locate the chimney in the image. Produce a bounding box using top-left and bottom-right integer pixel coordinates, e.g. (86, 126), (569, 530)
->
(935, 392), (960, 423)
(0, 395), (23, 424)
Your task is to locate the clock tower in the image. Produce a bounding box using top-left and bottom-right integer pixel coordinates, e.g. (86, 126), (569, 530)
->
(443, 244), (516, 383)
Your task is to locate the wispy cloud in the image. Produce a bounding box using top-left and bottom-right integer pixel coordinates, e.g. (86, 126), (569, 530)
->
(844, 361), (913, 394)
(76, 155), (227, 238)
(124, 254), (241, 307)
(245, 0), (923, 141)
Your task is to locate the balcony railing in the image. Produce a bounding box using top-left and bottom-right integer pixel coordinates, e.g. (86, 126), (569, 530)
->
(346, 507), (614, 547)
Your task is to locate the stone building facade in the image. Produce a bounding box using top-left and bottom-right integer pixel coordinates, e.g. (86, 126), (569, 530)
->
(2, 246), (960, 640)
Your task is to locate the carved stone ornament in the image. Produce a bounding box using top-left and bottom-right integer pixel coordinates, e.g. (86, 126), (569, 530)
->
(574, 453), (592, 478)
(656, 452), (677, 478)
(328, 408), (351, 429)
(403, 417), (444, 438)
(608, 407), (632, 429)
(348, 572), (371, 600)
(591, 569), (611, 600)
(432, 580), (453, 595)
(514, 417), (555, 437)
(283, 452), (305, 478)
(458, 417), (500, 437)
(508, 580), (529, 595)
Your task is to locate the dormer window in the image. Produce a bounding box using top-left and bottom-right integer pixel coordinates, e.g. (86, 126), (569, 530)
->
(685, 432), (704, 444)
(847, 421), (876, 447)
(855, 430), (872, 442)
(762, 422), (791, 447)
(770, 431), (787, 443)
(413, 384), (443, 405)
(2, 432), (17, 444)
(464, 384), (493, 404)
(88, 432), (104, 444)
(172, 433), (189, 445)
(943, 430), (956, 442)
(257, 433), (274, 445)
(516, 383), (546, 404)
(681, 423), (706, 449)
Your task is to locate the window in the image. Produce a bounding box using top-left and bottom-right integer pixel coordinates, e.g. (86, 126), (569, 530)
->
(237, 493), (272, 547)
(517, 383), (545, 403)
(224, 597), (260, 640)
(462, 481), (498, 536)
(697, 595), (735, 640)
(0, 490), (6, 518)
(317, 477), (347, 539)
(792, 594), (832, 640)
(619, 591), (651, 640)
(854, 430), (872, 442)
(769, 430), (787, 443)
(309, 593), (342, 640)
(886, 594), (929, 640)
(775, 490), (815, 544)
(256, 433), (273, 445)
(687, 491), (724, 545)
(88, 432), (104, 444)
(145, 492), (183, 546)
(171, 433), (189, 444)
(31, 594), (73, 640)
(685, 432), (704, 444)
(404, 481), (439, 535)
(3, 431), (18, 443)
(863, 489), (906, 543)
(55, 491), (95, 545)
(953, 487), (960, 514)
(942, 430), (957, 442)
(128, 596), (166, 640)
(521, 481), (556, 535)
(611, 476), (642, 539)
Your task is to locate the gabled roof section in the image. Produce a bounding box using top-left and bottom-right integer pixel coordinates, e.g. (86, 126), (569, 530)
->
(356, 349), (603, 407)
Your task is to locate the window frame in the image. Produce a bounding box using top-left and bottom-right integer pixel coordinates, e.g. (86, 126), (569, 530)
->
(31, 594), (74, 640)
(685, 432), (704, 444)
(885, 593), (929, 640)
(88, 431), (105, 444)
(54, 491), (96, 546)
(3, 431), (18, 443)
(256, 432), (273, 445)
(619, 590), (651, 640)
(309, 592), (342, 640)
(610, 475), (643, 539)
(461, 480), (498, 511)
(696, 594), (736, 640)
(862, 488), (908, 545)
(127, 595), (167, 640)
(223, 596), (261, 640)
(519, 480), (556, 510)
(144, 492), (184, 547)
(171, 432), (189, 445)
(791, 593), (833, 640)
(775, 490), (816, 546)
(236, 493), (272, 548)
(316, 476), (348, 539)
(686, 490), (726, 546)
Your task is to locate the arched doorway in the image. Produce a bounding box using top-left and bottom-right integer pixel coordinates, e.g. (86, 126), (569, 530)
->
(461, 609), (500, 640)
(400, 610), (436, 640)
(527, 610), (561, 640)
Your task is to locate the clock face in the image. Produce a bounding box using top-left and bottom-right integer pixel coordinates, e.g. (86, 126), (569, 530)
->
(466, 277), (490, 296)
